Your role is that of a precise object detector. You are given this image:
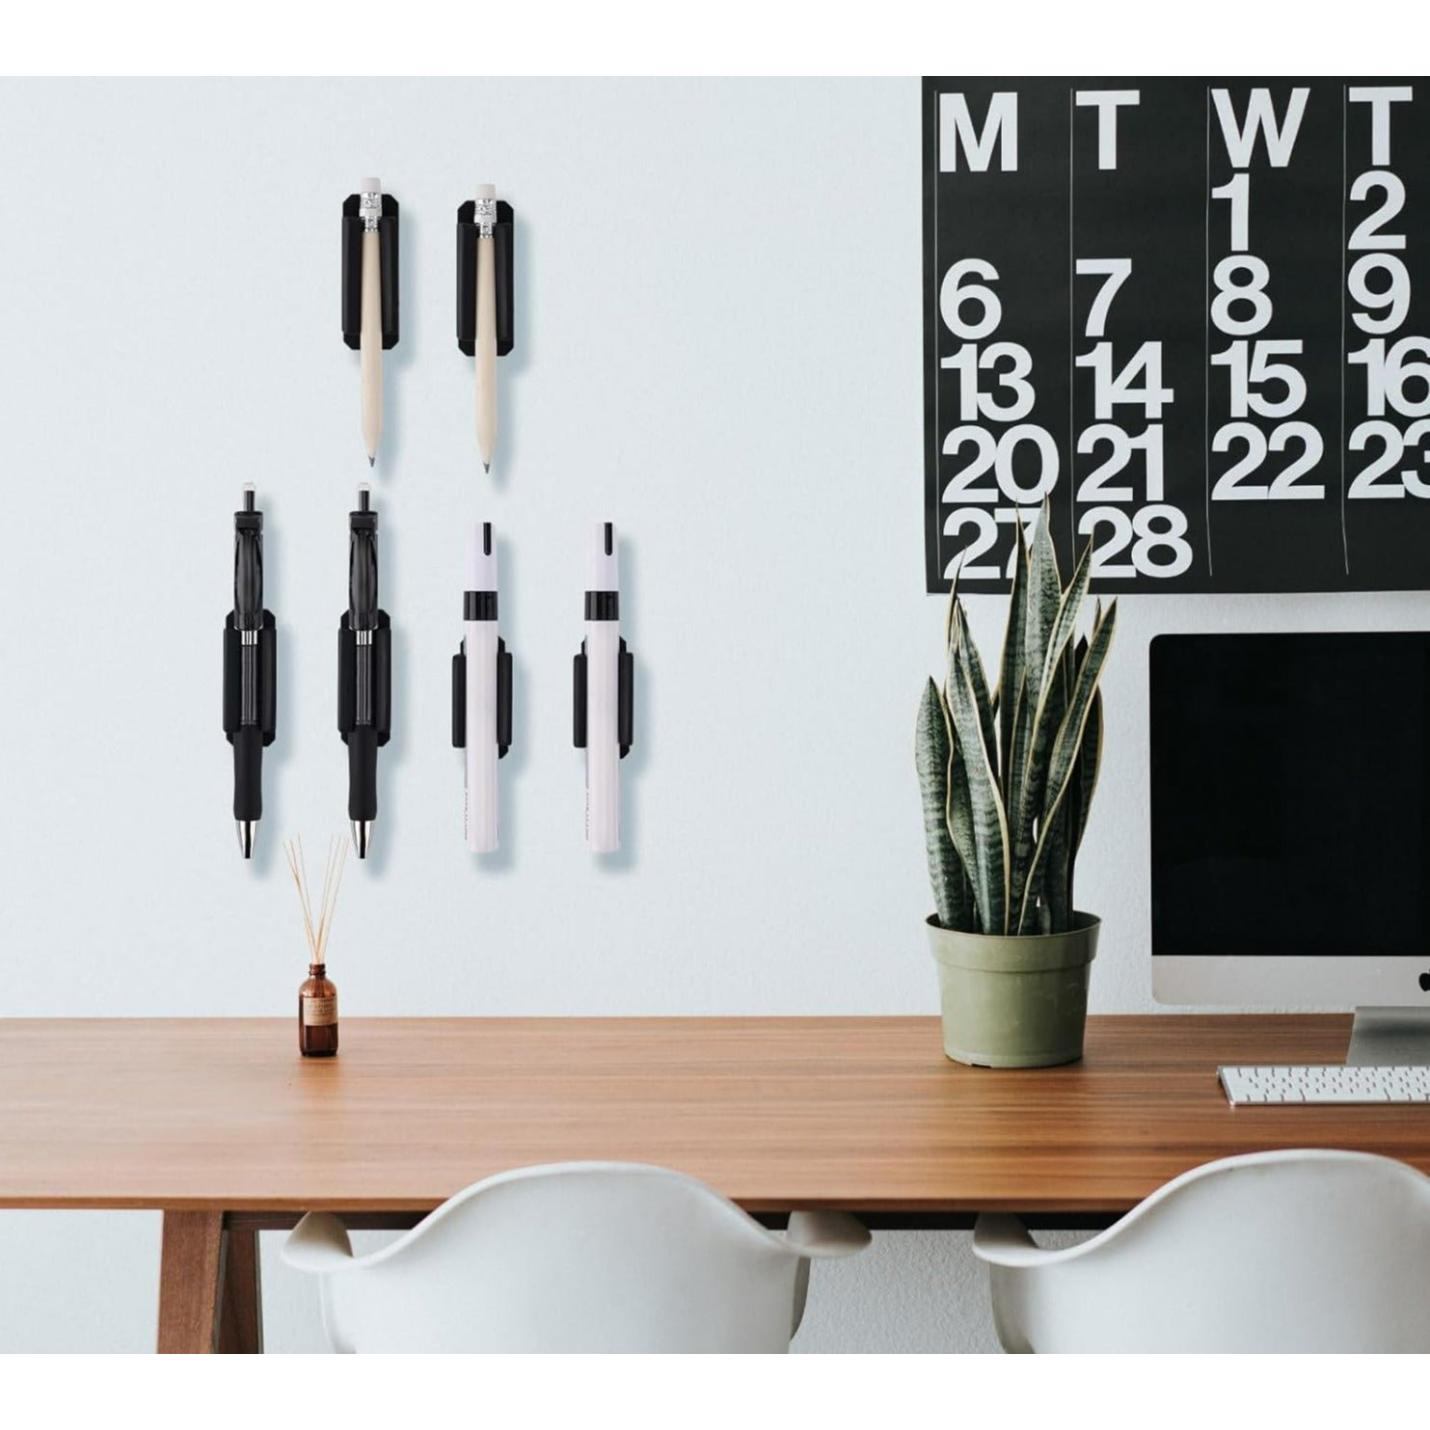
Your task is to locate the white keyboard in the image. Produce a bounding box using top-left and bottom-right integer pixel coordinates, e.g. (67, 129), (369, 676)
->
(1219, 1064), (1430, 1104)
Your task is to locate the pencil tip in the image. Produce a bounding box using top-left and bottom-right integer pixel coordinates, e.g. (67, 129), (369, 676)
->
(483, 461), (491, 475)
(368, 455), (376, 468)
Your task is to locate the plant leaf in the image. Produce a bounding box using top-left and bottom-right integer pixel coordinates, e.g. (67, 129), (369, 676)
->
(915, 678), (972, 930)
(1040, 795), (1073, 932)
(944, 727), (982, 934)
(946, 630), (1010, 935)
(1006, 670), (1029, 836)
(1065, 686), (1103, 911)
(1022, 500), (1062, 715)
(1006, 503), (1061, 908)
(1038, 539), (1093, 703)
(1019, 600), (1118, 932)
(997, 509), (1029, 788)
(1070, 685), (1103, 859)
(952, 603), (998, 785)
(1008, 537), (1093, 920)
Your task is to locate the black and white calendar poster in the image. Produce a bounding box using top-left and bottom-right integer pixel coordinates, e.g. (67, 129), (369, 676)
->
(922, 78), (1430, 593)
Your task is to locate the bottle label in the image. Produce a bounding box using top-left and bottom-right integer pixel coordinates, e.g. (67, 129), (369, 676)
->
(302, 994), (337, 1027)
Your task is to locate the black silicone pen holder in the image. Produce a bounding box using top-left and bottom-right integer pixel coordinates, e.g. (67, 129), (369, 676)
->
(222, 612), (278, 813)
(337, 613), (392, 821)
(451, 639), (514, 757)
(342, 192), (400, 349)
(572, 642), (634, 758)
(456, 199), (515, 356)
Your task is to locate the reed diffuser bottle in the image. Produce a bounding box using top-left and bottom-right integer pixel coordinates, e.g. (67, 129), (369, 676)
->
(285, 836), (348, 1058)
(299, 962), (339, 1057)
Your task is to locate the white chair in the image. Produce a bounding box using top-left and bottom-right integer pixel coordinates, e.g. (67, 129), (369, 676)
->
(282, 1161), (869, 1352)
(973, 1149), (1430, 1352)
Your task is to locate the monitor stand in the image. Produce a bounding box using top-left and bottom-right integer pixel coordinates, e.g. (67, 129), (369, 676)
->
(1346, 1007), (1430, 1066)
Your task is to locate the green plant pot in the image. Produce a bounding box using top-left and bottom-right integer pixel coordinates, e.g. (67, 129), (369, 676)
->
(927, 913), (1100, 1068)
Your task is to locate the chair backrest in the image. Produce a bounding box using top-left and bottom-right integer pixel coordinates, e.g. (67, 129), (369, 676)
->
(991, 1150), (1430, 1352)
(313, 1162), (811, 1352)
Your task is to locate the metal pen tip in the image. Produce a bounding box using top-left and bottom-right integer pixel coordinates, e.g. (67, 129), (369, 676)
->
(236, 820), (257, 860)
(350, 819), (373, 859)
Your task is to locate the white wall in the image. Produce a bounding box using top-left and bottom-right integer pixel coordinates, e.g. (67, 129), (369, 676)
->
(0, 77), (1425, 1354)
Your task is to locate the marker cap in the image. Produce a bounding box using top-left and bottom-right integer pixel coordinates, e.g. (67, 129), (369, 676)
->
(588, 521), (619, 592)
(467, 521), (499, 592)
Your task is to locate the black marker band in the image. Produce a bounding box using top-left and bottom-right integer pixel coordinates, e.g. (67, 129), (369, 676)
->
(464, 591), (499, 620)
(584, 591), (619, 621)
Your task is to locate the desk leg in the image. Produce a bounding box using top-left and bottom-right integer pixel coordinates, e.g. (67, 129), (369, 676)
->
(218, 1223), (263, 1353)
(157, 1212), (263, 1353)
(157, 1211), (223, 1353)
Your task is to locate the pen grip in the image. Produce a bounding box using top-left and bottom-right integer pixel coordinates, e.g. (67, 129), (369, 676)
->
(347, 726), (378, 822)
(232, 726), (263, 822)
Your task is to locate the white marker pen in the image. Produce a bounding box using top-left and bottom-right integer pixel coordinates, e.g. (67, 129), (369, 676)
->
(575, 522), (632, 854)
(454, 522), (511, 853)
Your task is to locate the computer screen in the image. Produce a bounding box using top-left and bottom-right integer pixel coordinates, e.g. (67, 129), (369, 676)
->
(1150, 632), (1430, 960)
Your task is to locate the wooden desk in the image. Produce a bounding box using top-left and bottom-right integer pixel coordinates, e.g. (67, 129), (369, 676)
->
(3, 1014), (1428, 1352)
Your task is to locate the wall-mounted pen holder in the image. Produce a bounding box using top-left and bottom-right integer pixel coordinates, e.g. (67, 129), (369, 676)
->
(223, 617), (278, 739)
(222, 616), (278, 772)
(342, 192), (400, 349)
(456, 199), (515, 356)
(572, 641), (634, 758)
(337, 613), (392, 827)
(337, 616), (393, 740)
(452, 638), (514, 756)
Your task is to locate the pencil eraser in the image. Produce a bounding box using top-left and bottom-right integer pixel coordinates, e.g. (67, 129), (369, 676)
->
(359, 177), (382, 195)
(467, 522), (499, 592)
(475, 183), (496, 200)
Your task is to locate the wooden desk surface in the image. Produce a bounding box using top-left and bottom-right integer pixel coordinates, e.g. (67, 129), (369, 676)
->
(2, 1014), (1428, 1216)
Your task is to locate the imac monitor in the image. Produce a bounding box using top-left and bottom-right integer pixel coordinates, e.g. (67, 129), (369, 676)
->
(1150, 632), (1430, 1035)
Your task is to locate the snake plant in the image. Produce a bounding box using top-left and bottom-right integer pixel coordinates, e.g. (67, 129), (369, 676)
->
(916, 510), (1116, 936)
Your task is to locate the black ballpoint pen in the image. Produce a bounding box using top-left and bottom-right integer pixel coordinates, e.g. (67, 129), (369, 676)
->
(337, 484), (391, 858)
(222, 485), (276, 859)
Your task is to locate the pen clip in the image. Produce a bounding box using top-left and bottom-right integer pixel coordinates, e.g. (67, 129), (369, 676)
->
(618, 640), (634, 759)
(573, 645), (587, 749)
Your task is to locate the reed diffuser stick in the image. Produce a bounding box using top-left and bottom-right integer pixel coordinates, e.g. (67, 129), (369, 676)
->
(316, 837), (348, 963)
(284, 835), (348, 964)
(284, 839), (318, 959)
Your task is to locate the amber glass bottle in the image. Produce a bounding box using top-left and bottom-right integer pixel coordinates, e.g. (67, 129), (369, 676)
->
(299, 964), (339, 1057)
